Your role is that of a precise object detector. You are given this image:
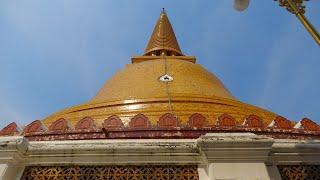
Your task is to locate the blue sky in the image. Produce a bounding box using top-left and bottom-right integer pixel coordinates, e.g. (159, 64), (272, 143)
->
(0, 1), (319, 128)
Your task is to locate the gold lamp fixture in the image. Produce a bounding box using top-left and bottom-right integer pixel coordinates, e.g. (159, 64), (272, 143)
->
(234, 0), (320, 46)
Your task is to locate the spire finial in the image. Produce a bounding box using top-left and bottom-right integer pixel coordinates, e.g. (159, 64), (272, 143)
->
(144, 10), (183, 56)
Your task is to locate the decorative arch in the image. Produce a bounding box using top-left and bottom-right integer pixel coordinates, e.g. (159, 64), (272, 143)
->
(23, 120), (46, 135)
(217, 114), (237, 127)
(0, 122), (20, 136)
(298, 118), (320, 132)
(188, 113), (208, 129)
(75, 117), (96, 131)
(243, 114), (264, 128)
(48, 118), (71, 133)
(129, 114), (151, 129)
(103, 115), (124, 130)
(158, 113), (179, 129)
(270, 116), (293, 130)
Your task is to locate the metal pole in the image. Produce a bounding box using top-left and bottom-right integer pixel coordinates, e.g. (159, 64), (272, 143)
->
(286, 0), (320, 46)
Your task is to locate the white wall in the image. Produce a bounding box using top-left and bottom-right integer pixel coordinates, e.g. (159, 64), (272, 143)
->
(0, 164), (24, 180)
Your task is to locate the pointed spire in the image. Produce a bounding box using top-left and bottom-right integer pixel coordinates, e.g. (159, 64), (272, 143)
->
(144, 10), (183, 56)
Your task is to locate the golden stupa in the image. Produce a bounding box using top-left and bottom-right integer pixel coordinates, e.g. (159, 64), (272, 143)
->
(42, 11), (277, 128)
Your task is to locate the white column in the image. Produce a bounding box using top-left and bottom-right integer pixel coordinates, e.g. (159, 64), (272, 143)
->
(197, 133), (275, 180)
(0, 164), (24, 180)
(0, 136), (27, 180)
(208, 163), (270, 180)
(198, 166), (210, 180)
(266, 164), (282, 180)
(0, 164), (6, 179)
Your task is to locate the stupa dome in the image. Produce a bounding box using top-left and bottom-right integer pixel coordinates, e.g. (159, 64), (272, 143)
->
(92, 58), (235, 103)
(41, 55), (277, 128)
(40, 11), (278, 131)
(1, 10), (319, 140)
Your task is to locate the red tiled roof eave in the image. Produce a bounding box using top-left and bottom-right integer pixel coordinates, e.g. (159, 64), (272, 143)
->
(1, 113), (319, 141)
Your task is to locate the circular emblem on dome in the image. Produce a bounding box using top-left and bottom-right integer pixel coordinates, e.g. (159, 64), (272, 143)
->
(159, 74), (173, 82)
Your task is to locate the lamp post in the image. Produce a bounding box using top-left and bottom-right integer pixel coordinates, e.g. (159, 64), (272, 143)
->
(234, 0), (320, 46)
